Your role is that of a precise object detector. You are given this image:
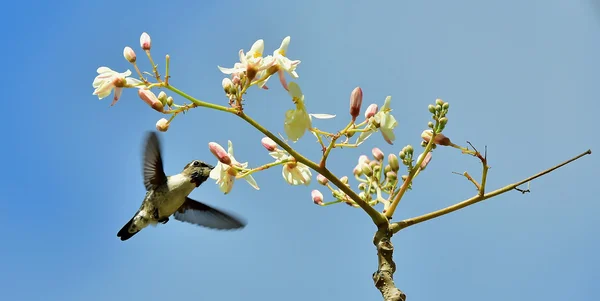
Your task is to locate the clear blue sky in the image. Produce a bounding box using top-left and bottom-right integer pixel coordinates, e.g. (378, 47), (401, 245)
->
(1, 0), (598, 300)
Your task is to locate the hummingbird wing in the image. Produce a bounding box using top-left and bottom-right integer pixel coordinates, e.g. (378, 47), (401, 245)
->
(173, 197), (247, 230)
(143, 132), (167, 190)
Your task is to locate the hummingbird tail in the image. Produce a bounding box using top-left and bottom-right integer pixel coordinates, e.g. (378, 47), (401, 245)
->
(117, 214), (140, 241)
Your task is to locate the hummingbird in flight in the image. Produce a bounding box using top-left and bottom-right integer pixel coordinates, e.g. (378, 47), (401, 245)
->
(117, 131), (246, 241)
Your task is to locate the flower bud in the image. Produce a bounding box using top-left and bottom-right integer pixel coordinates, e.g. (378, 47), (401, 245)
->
(123, 46), (136, 63)
(353, 165), (363, 176)
(442, 102), (449, 110)
(435, 104), (442, 112)
(138, 88), (164, 112)
(358, 155), (370, 165)
(208, 142), (232, 165)
(155, 118), (169, 132)
(388, 154), (399, 171)
(435, 98), (444, 106)
(140, 32), (151, 50)
(157, 91), (168, 106)
(311, 189), (324, 205)
(340, 176), (349, 185)
(349, 86), (363, 121)
(222, 78), (234, 94)
(428, 121), (434, 129)
(372, 147), (384, 161)
(420, 130), (452, 146)
(418, 152), (432, 170)
(358, 183), (367, 190)
(428, 104), (436, 114)
(369, 160), (378, 169)
(386, 171), (397, 181)
(317, 174), (328, 185)
(384, 165), (391, 173)
(399, 151), (406, 160)
(439, 117), (448, 126)
(365, 104), (378, 119)
(166, 96), (174, 106)
(361, 163), (373, 177)
(261, 137), (277, 151)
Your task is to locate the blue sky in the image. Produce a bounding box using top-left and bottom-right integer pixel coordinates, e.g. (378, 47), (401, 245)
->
(1, 0), (598, 300)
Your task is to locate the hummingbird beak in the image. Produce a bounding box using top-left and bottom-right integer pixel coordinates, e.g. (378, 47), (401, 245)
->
(208, 164), (215, 170)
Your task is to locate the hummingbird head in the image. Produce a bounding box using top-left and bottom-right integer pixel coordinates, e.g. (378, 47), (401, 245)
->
(182, 160), (215, 187)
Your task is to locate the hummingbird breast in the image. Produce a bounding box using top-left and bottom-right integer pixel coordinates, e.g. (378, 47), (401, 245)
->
(150, 174), (197, 218)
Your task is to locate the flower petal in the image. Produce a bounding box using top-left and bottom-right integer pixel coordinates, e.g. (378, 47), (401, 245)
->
(309, 113), (336, 119)
(243, 175), (260, 190)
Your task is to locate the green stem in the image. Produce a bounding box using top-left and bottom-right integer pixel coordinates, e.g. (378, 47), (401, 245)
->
(167, 85), (235, 113)
(237, 160), (290, 178)
(390, 149), (592, 233)
(384, 138), (436, 218)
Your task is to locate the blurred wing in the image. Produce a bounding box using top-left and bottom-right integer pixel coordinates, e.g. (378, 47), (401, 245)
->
(143, 132), (167, 190)
(174, 197), (247, 230)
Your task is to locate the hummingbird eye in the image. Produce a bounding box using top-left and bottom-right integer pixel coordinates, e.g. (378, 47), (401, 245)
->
(192, 161), (200, 167)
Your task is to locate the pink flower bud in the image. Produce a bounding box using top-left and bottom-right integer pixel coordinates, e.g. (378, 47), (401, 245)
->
(155, 118), (169, 132)
(418, 152), (432, 170)
(365, 103), (378, 119)
(358, 155), (370, 165)
(261, 137), (277, 151)
(372, 147), (384, 161)
(421, 130), (452, 146)
(140, 32), (151, 51)
(349, 86), (363, 121)
(317, 174), (328, 185)
(311, 189), (324, 205)
(353, 165), (363, 176)
(208, 142), (232, 165)
(123, 46), (136, 63)
(138, 88), (164, 112)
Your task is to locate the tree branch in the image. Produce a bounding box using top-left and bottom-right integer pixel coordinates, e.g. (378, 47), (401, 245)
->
(390, 149), (592, 233)
(372, 225), (406, 301)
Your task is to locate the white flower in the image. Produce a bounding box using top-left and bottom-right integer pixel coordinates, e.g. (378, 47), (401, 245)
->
(273, 36), (300, 78)
(284, 82), (335, 142)
(92, 67), (143, 105)
(254, 36), (301, 90)
(282, 161), (312, 185)
(209, 140), (259, 194)
(217, 39), (274, 83)
(266, 147), (312, 186)
(356, 96), (398, 145)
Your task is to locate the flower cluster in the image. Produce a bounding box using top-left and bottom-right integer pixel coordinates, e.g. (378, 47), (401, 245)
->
(91, 32), (465, 214)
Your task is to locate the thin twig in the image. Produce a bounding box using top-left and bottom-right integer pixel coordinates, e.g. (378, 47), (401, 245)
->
(391, 149), (592, 233)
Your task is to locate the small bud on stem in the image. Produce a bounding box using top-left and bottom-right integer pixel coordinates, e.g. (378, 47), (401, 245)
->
(138, 88), (164, 112)
(140, 32), (151, 51)
(155, 118), (169, 132)
(349, 86), (363, 122)
(123, 46), (136, 63)
(365, 104), (378, 119)
(311, 190), (324, 205)
(208, 142), (232, 165)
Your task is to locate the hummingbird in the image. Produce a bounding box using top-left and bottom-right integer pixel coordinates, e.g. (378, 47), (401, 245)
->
(117, 131), (246, 241)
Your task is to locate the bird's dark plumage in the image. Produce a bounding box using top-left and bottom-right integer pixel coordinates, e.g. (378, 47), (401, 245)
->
(174, 197), (246, 230)
(117, 211), (141, 241)
(143, 132), (167, 190)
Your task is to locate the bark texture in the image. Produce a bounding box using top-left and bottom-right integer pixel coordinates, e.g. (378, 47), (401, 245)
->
(372, 226), (406, 301)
